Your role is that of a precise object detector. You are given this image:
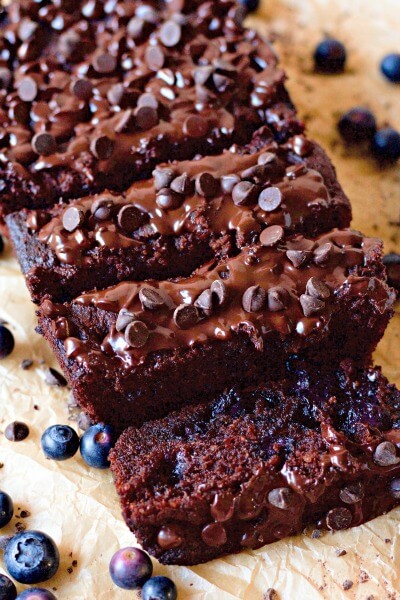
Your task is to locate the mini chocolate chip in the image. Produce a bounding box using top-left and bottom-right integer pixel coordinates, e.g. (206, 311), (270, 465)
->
(201, 522), (227, 547)
(173, 304), (201, 329)
(259, 225), (284, 247)
(342, 580), (353, 591)
(194, 288), (213, 316)
(153, 167), (175, 191)
(264, 589), (278, 600)
(258, 152), (276, 165)
(107, 83), (125, 106)
(267, 487), (294, 510)
(267, 287), (288, 312)
(306, 277), (331, 300)
(145, 45), (165, 71)
(90, 135), (114, 160)
(71, 78), (93, 100)
(339, 482), (364, 504)
(91, 197), (114, 220)
(159, 20), (181, 47)
(313, 242), (333, 265)
(170, 173), (193, 196)
(242, 285), (267, 312)
(4, 421), (29, 442)
(389, 478), (400, 499)
(45, 367), (67, 387)
(116, 308), (135, 332)
(241, 165), (267, 182)
(137, 92), (158, 110)
(258, 187), (283, 212)
(299, 294), (325, 317)
(221, 173), (240, 194)
(286, 250), (310, 268)
(18, 77), (38, 102)
(157, 526), (183, 550)
(232, 181), (258, 206)
(156, 188), (182, 210)
(292, 135), (313, 157)
(31, 132), (57, 156)
(124, 320), (149, 348)
(135, 105), (158, 130)
(213, 73), (231, 92)
(193, 65), (214, 86)
(373, 441), (400, 466)
(195, 172), (219, 198)
(62, 206), (85, 232)
(18, 18), (38, 42)
(114, 109), (135, 133)
(93, 52), (117, 74)
(127, 16), (145, 39)
(139, 286), (165, 311)
(211, 280), (228, 306)
(117, 205), (145, 231)
(286, 164), (307, 179)
(183, 115), (209, 138)
(326, 507), (352, 531)
(0, 67), (11, 89)
(21, 359), (33, 370)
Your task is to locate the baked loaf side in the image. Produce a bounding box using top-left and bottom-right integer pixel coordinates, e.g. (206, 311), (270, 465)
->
(110, 360), (400, 565)
(37, 229), (394, 431)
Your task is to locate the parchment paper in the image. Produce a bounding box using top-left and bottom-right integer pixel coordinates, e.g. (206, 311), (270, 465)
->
(1, 1), (400, 597)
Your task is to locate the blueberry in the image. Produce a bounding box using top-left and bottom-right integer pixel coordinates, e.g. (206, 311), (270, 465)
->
(142, 576), (178, 600)
(238, 0), (259, 12)
(4, 531), (60, 584)
(314, 39), (346, 73)
(0, 491), (14, 528)
(16, 589), (57, 600)
(109, 547), (153, 590)
(80, 423), (115, 469)
(338, 107), (377, 143)
(41, 425), (79, 461)
(0, 574), (17, 600)
(0, 325), (15, 360)
(372, 127), (400, 162)
(381, 53), (400, 83)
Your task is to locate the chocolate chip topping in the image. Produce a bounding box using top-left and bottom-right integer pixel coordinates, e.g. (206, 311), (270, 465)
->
(267, 287), (288, 312)
(91, 196), (114, 220)
(157, 526), (183, 550)
(242, 285), (267, 313)
(286, 250), (310, 268)
(145, 45), (165, 71)
(153, 167), (175, 191)
(117, 205), (145, 232)
(138, 92), (159, 110)
(210, 280), (228, 307)
(201, 523), (227, 547)
(258, 187), (283, 212)
(183, 115), (209, 138)
(389, 478), (400, 499)
(306, 277), (331, 300)
(135, 106), (158, 131)
(124, 320), (149, 348)
(0, 67), (12, 89)
(326, 507), (352, 530)
(71, 78), (93, 100)
(195, 173), (219, 198)
(18, 76), (38, 101)
(221, 174), (241, 194)
(4, 421), (29, 442)
(156, 188), (183, 210)
(232, 181), (258, 206)
(373, 441), (400, 466)
(159, 20), (181, 47)
(62, 207), (85, 232)
(194, 289), (213, 316)
(92, 52), (117, 74)
(173, 304), (201, 329)
(259, 225), (284, 247)
(267, 487), (294, 510)
(258, 152), (276, 165)
(90, 135), (115, 160)
(116, 308), (135, 332)
(299, 294), (325, 317)
(339, 482), (364, 504)
(170, 173), (193, 195)
(139, 286), (166, 311)
(31, 133), (57, 156)
(313, 242), (333, 265)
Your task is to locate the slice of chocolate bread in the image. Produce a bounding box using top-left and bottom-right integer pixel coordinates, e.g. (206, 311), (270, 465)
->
(110, 360), (400, 565)
(36, 229), (394, 431)
(7, 132), (351, 302)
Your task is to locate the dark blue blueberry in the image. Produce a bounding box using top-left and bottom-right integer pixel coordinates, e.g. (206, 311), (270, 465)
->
(372, 127), (400, 162)
(381, 53), (400, 83)
(16, 589), (57, 600)
(41, 425), (80, 461)
(238, 0), (259, 12)
(109, 547), (153, 590)
(79, 423), (115, 469)
(314, 39), (346, 73)
(0, 574), (17, 600)
(4, 531), (60, 584)
(338, 107), (377, 143)
(0, 491), (14, 528)
(142, 576), (178, 600)
(0, 325), (15, 360)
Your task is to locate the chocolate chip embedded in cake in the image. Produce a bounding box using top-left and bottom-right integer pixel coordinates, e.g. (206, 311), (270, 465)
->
(7, 136), (351, 303)
(36, 229), (394, 431)
(0, 0), (303, 226)
(109, 361), (400, 565)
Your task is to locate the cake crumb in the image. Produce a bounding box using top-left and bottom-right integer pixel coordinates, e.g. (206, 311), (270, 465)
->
(343, 580), (353, 591)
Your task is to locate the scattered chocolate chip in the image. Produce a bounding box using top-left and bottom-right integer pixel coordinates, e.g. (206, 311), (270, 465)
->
(211, 280), (228, 307)
(286, 250), (310, 268)
(0, 67), (11, 89)
(124, 320), (149, 348)
(342, 580), (353, 591)
(77, 412), (92, 431)
(232, 181), (258, 206)
(213, 73), (231, 92)
(313, 242), (333, 265)
(4, 421), (29, 442)
(18, 76), (38, 102)
(259, 225), (284, 247)
(156, 188), (183, 210)
(242, 285), (267, 312)
(135, 105), (158, 130)
(383, 253), (400, 291)
(45, 367), (67, 387)
(93, 52), (117, 74)
(339, 482), (364, 504)
(258, 187), (282, 212)
(70, 78), (93, 100)
(195, 172), (219, 198)
(258, 152), (276, 165)
(221, 173), (240, 194)
(264, 589), (278, 600)
(194, 289), (213, 316)
(153, 167), (175, 191)
(183, 115), (209, 138)
(373, 441), (400, 466)
(116, 308), (136, 332)
(127, 16), (145, 39)
(292, 135), (313, 157)
(145, 45), (165, 71)
(306, 277), (331, 300)
(173, 304), (201, 329)
(18, 18), (38, 42)
(201, 522), (227, 547)
(20, 359), (33, 370)
(335, 549), (347, 557)
(159, 20), (181, 47)
(299, 294), (325, 317)
(114, 109), (135, 133)
(137, 92), (158, 110)
(326, 507), (352, 530)
(170, 173), (193, 195)
(62, 206), (85, 232)
(31, 132), (57, 156)
(267, 487), (294, 510)
(139, 286), (165, 311)
(267, 287), (289, 312)
(286, 164), (307, 179)
(157, 526), (183, 550)
(389, 477), (400, 499)
(91, 196), (114, 220)
(90, 135), (114, 160)
(117, 205), (144, 232)
(194, 65), (214, 86)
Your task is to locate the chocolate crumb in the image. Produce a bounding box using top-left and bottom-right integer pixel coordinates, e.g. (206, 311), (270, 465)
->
(15, 522), (26, 533)
(33, 405), (39, 410)
(359, 570), (369, 583)
(21, 359), (33, 370)
(72, 560), (77, 568)
(385, 538), (391, 543)
(45, 367), (68, 387)
(335, 549), (347, 556)
(20, 510), (30, 518)
(67, 567), (73, 574)
(342, 580), (353, 591)
(264, 589), (278, 600)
